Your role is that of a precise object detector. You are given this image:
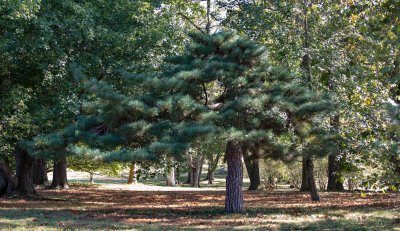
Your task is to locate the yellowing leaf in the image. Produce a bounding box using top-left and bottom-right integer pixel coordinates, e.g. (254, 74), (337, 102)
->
(360, 192), (367, 198)
(388, 31), (396, 40)
(351, 14), (358, 23)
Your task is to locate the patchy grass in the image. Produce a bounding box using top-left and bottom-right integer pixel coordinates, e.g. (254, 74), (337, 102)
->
(0, 185), (399, 230)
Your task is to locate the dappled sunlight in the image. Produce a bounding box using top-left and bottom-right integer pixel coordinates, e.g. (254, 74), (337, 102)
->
(1, 186), (399, 230)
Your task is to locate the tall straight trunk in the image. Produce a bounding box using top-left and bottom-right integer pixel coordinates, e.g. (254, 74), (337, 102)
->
(166, 167), (176, 186)
(327, 75), (344, 191)
(225, 141), (244, 213)
(13, 146), (36, 196)
(50, 156), (69, 189)
(305, 156), (320, 201)
(243, 152), (260, 191)
(32, 159), (48, 186)
(299, 0), (316, 194)
(127, 161), (137, 184)
(300, 155), (311, 191)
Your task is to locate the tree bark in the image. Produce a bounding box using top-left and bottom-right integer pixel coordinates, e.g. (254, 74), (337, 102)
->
(185, 154), (193, 185)
(300, 155), (311, 191)
(185, 169), (192, 184)
(127, 161), (137, 184)
(50, 156), (69, 189)
(243, 151), (260, 191)
(225, 141), (244, 213)
(190, 156), (204, 188)
(166, 167), (176, 186)
(13, 146), (36, 196)
(206, 170), (214, 184)
(32, 159), (48, 186)
(305, 156), (320, 201)
(0, 159), (16, 196)
(327, 154), (344, 191)
(327, 82), (344, 191)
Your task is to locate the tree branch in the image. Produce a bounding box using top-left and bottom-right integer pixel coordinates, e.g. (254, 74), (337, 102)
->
(177, 12), (206, 33)
(201, 82), (208, 106)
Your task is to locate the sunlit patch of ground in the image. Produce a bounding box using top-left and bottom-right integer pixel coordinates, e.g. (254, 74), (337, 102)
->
(0, 184), (399, 230)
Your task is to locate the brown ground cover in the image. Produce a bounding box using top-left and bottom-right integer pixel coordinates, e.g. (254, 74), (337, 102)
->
(0, 185), (399, 230)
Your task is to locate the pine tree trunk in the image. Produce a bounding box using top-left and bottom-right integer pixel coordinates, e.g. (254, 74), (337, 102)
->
(127, 161), (137, 184)
(225, 141), (244, 213)
(13, 146), (36, 196)
(301, 155), (311, 191)
(50, 156), (69, 189)
(305, 156), (320, 201)
(244, 153), (260, 191)
(32, 159), (48, 186)
(166, 167), (175, 186)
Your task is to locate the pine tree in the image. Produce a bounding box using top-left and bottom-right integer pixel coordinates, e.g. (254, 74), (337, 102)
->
(164, 31), (334, 212)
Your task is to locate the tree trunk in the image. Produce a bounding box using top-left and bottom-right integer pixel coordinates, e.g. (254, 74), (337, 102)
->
(166, 167), (175, 186)
(13, 146), (36, 196)
(300, 155), (311, 191)
(50, 156), (69, 189)
(185, 154), (193, 185)
(190, 156), (204, 188)
(207, 170), (214, 184)
(185, 170), (192, 184)
(89, 173), (94, 184)
(391, 154), (400, 190)
(327, 154), (344, 191)
(327, 109), (344, 191)
(127, 161), (137, 184)
(243, 152), (260, 191)
(0, 159), (16, 196)
(225, 141), (244, 213)
(32, 159), (48, 186)
(305, 156), (320, 201)
(206, 152), (222, 184)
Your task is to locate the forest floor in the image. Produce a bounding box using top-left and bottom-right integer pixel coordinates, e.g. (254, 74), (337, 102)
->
(0, 172), (399, 230)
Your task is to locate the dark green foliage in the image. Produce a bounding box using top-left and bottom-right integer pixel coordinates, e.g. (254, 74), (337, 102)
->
(166, 31), (334, 160)
(1, 0), (194, 166)
(26, 31), (334, 168)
